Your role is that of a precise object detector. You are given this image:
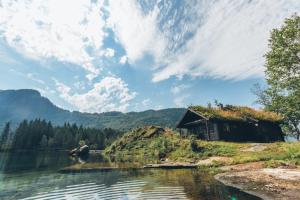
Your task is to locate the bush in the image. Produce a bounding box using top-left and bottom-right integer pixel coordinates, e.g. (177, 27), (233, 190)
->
(284, 144), (300, 160)
(78, 140), (85, 147)
(190, 136), (200, 152)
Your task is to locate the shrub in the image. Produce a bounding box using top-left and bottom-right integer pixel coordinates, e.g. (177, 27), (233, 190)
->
(78, 140), (85, 147)
(190, 136), (199, 152)
(284, 144), (300, 160)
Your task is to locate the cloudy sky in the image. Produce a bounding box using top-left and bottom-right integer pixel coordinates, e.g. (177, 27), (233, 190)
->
(0, 0), (299, 113)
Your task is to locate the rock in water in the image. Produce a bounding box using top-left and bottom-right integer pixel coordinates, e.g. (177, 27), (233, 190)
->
(69, 145), (89, 156)
(69, 147), (79, 156)
(78, 145), (89, 156)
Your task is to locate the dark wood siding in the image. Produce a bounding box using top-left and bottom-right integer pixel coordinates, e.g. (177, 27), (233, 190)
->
(186, 124), (207, 140)
(216, 120), (283, 142)
(177, 109), (284, 142)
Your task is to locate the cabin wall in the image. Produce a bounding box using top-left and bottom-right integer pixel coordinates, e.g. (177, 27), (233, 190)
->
(217, 121), (284, 142)
(184, 122), (220, 141)
(180, 118), (284, 142)
(207, 122), (219, 140)
(186, 124), (208, 140)
(256, 122), (284, 142)
(217, 121), (256, 142)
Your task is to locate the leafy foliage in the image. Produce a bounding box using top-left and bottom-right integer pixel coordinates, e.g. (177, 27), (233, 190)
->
(254, 15), (300, 139)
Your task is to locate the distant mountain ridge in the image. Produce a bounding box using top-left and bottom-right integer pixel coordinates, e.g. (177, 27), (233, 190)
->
(0, 89), (185, 130)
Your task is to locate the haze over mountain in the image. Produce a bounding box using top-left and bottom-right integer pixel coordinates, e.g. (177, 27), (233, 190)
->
(0, 89), (185, 130)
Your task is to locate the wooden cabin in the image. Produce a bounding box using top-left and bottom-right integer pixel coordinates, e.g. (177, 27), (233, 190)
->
(176, 105), (284, 142)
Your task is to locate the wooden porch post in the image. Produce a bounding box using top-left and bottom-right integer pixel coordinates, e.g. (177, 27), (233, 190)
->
(205, 120), (210, 141)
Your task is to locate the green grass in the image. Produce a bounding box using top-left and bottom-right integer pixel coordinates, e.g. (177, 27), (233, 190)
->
(104, 126), (300, 167)
(190, 105), (282, 122)
(228, 142), (300, 166)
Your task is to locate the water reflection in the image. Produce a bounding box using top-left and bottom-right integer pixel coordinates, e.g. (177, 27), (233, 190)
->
(0, 152), (261, 200)
(21, 180), (188, 200)
(0, 151), (74, 172)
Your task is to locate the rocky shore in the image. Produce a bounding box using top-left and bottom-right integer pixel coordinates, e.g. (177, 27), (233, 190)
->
(215, 162), (300, 200)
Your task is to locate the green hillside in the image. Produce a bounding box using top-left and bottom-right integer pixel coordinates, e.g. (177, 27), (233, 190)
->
(105, 126), (300, 166)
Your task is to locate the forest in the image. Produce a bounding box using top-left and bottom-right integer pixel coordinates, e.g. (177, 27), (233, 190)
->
(0, 119), (121, 151)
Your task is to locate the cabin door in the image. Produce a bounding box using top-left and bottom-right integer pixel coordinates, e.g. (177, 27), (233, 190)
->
(208, 123), (219, 141)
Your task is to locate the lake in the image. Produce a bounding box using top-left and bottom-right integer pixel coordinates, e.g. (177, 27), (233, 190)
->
(0, 151), (261, 200)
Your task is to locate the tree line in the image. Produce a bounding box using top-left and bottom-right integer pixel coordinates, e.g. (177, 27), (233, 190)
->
(0, 119), (122, 150)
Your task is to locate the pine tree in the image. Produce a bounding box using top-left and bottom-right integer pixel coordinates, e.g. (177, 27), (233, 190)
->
(0, 122), (10, 148)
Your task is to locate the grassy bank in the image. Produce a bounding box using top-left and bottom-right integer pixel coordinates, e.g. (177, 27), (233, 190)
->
(104, 126), (300, 167)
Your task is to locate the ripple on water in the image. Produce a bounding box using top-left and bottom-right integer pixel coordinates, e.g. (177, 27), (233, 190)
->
(20, 180), (188, 200)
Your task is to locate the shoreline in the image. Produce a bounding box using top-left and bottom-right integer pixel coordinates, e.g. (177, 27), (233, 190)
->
(215, 173), (270, 200)
(214, 163), (300, 200)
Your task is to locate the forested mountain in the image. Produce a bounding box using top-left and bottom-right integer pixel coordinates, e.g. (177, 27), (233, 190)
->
(0, 89), (185, 130)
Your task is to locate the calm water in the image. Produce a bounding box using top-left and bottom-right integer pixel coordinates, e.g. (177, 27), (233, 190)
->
(0, 151), (261, 200)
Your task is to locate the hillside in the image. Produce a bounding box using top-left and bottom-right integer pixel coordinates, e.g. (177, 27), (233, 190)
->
(0, 89), (185, 130)
(105, 126), (300, 165)
(104, 126), (187, 161)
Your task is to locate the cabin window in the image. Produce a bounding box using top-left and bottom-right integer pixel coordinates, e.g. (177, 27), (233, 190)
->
(224, 123), (230, 132)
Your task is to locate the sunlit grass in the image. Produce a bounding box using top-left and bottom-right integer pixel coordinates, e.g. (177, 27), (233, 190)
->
(104, 126), (300, 167)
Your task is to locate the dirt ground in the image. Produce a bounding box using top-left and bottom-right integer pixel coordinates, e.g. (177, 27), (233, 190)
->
(197, 156), (233, 166)
(215, 163), (300, 200)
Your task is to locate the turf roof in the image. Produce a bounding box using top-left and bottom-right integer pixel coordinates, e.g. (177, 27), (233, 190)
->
(189, 105), (283, 122)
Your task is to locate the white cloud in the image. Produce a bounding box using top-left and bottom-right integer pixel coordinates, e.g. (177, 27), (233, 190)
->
(73, 81), (86, 90)
(8, 69), (46, 85)
(171, 84), (191, 95)
(54, 76), (137, 113)
(119, 55), (128, 64)
(152, 0), (300, 82)
(1, 0), (299, 96)
(0, 0), (106, 80)
(141, 99), (151, 107)
(174, 95), (189, 107)
(102, 48), (115, 57)
(154, 105), (163, 110)
(27, 73), (45, 85)
(107, 0), (167, 64)
(34, 86), (56, 96)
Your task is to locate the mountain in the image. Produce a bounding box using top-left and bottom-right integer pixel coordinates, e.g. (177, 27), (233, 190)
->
(0, 89), (185, 130)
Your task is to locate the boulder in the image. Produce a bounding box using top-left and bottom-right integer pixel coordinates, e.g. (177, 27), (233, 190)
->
(77, 145), (89, 156)
(69, 145), (89, 156)
(69, 147), (79, 156)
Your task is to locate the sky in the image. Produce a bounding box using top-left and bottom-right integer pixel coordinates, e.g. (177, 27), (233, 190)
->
(0, 0), (299, 113)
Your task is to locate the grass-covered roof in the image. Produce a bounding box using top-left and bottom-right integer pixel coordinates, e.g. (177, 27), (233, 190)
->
(189, 105), (283, 122)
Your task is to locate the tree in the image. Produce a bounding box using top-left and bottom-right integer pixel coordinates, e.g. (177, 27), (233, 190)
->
(39, 135), (48, 148)
(255, 15), (300, 139)
(9, 118), (121, 150)
(0, 122), (11, 148)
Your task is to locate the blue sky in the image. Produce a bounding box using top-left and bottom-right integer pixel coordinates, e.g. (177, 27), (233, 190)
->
(0, 0), (299, 113)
